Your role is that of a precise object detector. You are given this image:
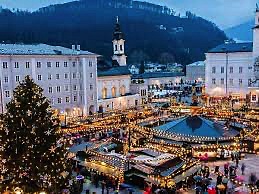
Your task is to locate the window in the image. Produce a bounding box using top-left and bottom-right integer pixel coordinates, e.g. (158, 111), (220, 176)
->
(248, 79), (252, 86)
(25, 62), (30, 68)
(15, 75), (20, 82)
(120, 45), (123, 51)
(56, 86), (61, 93)
(90, 73), (93, 78)
(73, 96), (77, 102)
(3, 62), (8, 69)
(90, 84), (93, 90)
(4, 76), (8, 83)
(37, 75), (42, 81)
(5, 91), (10, 98)
(47, 62), (51, 68)
(64, 73), (69, 79)
(64, 62), (68, 67)
(72, 62), (76, 67)
(64, 85), (69, 91)
(248, 66), (253, 70)
(239, 79), (243, 86)
(252, 95), (257, 102)
(89, 61), (93, 67)
(239, 67), (243, 73)
(73, 85), (77, 91)
(91, 94), (94, 100)
(220, 78), (224, 85)
(212, 78), (216, 85)
(229, 67), (233, 73)
(115, 45), (118, 51)
(14, 62), (19, 68)
(229, 78), (234, 86)
(111, 87), (116, 97)
(56, 62), (60, 67)
(48, 74), (52, 80)
(57, 98), (62, 104)
(36, 62), (41, 68)
(212, 67), (216, 74)
(72, 73), (76, 79)
(48, 87), (53, 93)
(102, 88), (107, 99)
(51, 98), (55, 105)
(56, 74), (60, 80)
(65, 97), (70, 103)
(220, 67), (224, 74)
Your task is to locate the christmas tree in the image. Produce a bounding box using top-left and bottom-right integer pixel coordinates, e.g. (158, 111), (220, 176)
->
(0, 76), (70, 193)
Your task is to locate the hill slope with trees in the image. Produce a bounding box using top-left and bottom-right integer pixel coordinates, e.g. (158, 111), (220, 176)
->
(0, 0), (227, 65)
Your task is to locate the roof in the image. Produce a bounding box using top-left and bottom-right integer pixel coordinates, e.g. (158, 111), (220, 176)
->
(187, 61), (205, 67)
(207, 42), (253, 53)
(98, 66), (131, 77)
(0, 43), (96, 56)
(132, 72), (184, 79)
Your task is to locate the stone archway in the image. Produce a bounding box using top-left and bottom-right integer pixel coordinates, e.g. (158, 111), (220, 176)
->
(98, 105), (104, 113)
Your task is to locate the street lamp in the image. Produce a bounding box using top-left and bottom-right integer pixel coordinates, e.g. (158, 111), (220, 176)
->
(39, 191), (47, 194)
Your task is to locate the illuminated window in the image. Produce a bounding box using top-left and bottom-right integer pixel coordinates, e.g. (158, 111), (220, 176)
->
(120, 85), (126, 96)
(111, 87), (116, 97)
(102, 88), (107, 99)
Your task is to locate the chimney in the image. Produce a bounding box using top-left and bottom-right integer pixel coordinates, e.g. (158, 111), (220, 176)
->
(72, 45), (75, 50)
(77, 45), (81, 51)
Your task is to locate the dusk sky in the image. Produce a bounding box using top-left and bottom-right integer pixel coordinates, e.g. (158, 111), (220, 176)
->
(0, 0), (257, 29)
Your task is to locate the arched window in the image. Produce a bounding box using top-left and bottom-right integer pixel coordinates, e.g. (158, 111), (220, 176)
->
(102, 88), (107, 99)
(120, 45), (123, 51)
(115, 45), (118, 51)
(111, 87), (116, 97)
(120, 85), (126, 96)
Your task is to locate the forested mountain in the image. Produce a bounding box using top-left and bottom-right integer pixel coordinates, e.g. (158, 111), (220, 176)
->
(225, 20), (253, 41)
(0, 0), (227, 65)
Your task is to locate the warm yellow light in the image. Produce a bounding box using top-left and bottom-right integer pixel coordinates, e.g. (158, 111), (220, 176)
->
(39, 191), (47, 194)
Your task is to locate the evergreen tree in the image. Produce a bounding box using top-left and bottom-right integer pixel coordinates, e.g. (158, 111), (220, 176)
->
(0, 76), (70, 193)
(139, 61), (145, 74)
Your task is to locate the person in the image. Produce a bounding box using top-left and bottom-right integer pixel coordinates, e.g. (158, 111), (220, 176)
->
(231, 152), (235, 161)
(250, 173), (257, 186)
(224, 167), (229, 177)
(241, 163), (246, 175)
(101, 180), (106, 194)
(235, 157), (239, 167)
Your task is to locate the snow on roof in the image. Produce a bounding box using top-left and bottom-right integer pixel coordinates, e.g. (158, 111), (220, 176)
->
(0, 43), (97, 56)
(187, 61), (205, 67)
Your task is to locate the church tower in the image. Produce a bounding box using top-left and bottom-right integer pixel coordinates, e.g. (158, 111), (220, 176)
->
(112, 16), (127, 66)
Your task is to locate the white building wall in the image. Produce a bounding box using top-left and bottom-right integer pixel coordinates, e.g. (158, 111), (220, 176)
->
(186, 63), (205, 83)
(97, 75), (141, 111)
(0, 54), (98, 115)
(205, 52), (254, 98)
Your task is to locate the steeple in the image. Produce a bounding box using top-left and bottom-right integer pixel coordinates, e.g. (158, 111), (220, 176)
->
(113, 16), (124, 40)
(112, 16), (127, 66)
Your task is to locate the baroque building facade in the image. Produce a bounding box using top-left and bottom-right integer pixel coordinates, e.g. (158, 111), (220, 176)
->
(97, 18), (141, 112)
(0, 44), (98, 115)
(205, 8), (259, 106)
